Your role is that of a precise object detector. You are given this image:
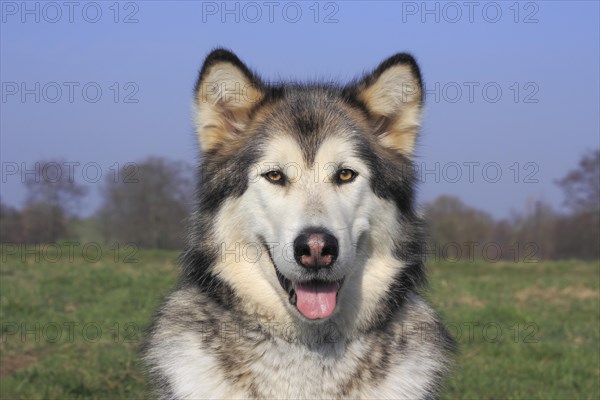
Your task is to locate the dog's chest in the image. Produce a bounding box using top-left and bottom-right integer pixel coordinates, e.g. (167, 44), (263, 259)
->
(245, 339), (366, 398)
(172, 336), (429, 399)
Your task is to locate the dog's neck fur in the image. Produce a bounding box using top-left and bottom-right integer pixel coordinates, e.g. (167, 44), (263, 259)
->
(145, 284), (453, 399)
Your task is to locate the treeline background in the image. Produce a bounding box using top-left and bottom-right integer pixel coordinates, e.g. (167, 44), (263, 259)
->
(1, 150), (598, 261)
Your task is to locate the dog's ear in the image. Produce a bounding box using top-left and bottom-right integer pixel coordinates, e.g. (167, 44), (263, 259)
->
(194, 49), (264, 152)
(351, 54), (423, 157)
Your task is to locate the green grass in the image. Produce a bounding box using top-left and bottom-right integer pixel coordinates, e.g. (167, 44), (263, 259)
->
(0, 247), (178, 399)
(1, 248), (598, 399)
(429, 259), (600, 399)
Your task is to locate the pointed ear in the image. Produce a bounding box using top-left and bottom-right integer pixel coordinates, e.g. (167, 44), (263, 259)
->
(352, 53), (423, 156)
(194, 49), (264, 152)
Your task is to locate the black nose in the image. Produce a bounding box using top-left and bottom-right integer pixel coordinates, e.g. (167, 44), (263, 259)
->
(293, 230), (338, 269)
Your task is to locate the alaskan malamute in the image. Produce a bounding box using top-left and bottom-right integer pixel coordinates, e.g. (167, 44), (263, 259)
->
(143, 49), (454, 399)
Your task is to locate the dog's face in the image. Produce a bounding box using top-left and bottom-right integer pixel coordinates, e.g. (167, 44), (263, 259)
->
(192, 49), (424, 327)
(245, 112), (376, 320)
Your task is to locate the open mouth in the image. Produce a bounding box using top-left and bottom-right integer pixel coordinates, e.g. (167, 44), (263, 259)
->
(276, 269), (342, 320)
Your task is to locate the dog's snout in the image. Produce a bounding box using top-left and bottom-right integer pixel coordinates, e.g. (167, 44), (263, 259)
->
(293, 230), (338, 269)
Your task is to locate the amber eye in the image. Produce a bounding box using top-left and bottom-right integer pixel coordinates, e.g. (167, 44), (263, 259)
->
(264, 170), (285, 185)
(337, 169), (357, 184)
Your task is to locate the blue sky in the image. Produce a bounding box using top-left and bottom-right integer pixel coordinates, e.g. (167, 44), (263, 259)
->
(1, 1), (599, 217)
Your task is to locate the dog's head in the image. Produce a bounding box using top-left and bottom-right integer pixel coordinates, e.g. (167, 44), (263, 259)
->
(186, 49), (425, 331)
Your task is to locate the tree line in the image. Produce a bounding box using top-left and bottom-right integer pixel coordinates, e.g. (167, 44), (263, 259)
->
(1, 157), (193, 250)
(1, 150), (598, 260)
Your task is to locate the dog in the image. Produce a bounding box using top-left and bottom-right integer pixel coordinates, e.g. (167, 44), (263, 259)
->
(142, 48), (455, 399)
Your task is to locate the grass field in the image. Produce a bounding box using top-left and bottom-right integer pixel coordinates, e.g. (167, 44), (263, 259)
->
(1, 247), (598, 399)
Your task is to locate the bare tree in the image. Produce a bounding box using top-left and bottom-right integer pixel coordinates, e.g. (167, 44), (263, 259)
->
(24, 160), (88, 214)
(554, 149), (600, 259)
(509, 200), (558, 260)
(19, 202), (69, 244)
(556, 149), (600, 213)
(21, 159), (88, 242)
(424, 195), (496, 260)
(0, 198), (24, 243)
(97, 157), (193, 249)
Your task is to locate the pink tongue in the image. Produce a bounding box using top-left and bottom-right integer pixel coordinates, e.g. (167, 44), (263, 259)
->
(295, 282), (338, 319)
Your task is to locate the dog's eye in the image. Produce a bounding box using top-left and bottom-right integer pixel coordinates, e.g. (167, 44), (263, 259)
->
(264, 170), (285, 185)
(336, 169), (358, 184)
